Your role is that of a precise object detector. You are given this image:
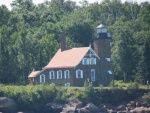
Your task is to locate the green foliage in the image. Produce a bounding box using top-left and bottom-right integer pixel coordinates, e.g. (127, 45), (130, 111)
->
(111, 80), (127, 88)
(83, 80), (94, 101)
(53, 88), (68, 104)
(127, 81), (139, 90)
(0, 84), (148, 110)
(0, 84), (58, 110)
(142, 91), (150, 107)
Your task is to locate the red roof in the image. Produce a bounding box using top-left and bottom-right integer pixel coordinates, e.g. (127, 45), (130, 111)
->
(28, 71), (40, 78)
(43, 47), (90, 69)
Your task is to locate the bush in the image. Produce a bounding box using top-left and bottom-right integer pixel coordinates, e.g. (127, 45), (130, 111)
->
(110, 80), (127, 88)
(142, 91), (150, 107)
(83, 80), (94, 101)
(0, 84), (58, 110)
(53, 88), (68, 104)
(127, 81), (139, 90)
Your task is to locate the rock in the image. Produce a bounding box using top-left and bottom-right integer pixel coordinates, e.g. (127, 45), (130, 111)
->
(118, 105), (126, 111)
(117, 111), (126, 113)
(61, 100), (84, 113)
(78, 108), (91, 113)
(135, 102), (141, 107)
(0, 97), (18, 113)
(98, 104), (108, 112)
(18, 111), (35, 113)
(130, 107), (150, 113)
(60, 107), (77, 113)
(130, 101), (136, 108)
(109, 110), (117, 113)
(43, 103), (63, 113)
(65, 100), (84, 108)
(79, 103), (100, 113)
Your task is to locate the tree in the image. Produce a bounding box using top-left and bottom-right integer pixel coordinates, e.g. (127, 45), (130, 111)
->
(110, 21), (135, 82)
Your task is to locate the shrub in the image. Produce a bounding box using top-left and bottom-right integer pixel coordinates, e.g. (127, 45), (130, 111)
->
(53, 88), (68, 104)
(127, 81), (139, 90)
(83, 80), (94, 102)
(142, 91), (150, 107)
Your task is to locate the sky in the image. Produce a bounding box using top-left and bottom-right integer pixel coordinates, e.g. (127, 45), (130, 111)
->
(0, 0), (149, 10)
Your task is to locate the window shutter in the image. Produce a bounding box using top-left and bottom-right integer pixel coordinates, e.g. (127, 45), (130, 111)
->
(68, 71), (70, 78)
(53, 72), (55, 79)
(82, 59), (84, 65)
(50, 72), (51, 79)
(64, 71), (66, 79)
(57, 71), (59, 79)
(40, 75), (42, 83)
(60, 71), (62, 79)
(76, 70), (78, 78)
(81, 70), (83, 78)
(44, 75), (45, 83)
(94, 58), (96, 64)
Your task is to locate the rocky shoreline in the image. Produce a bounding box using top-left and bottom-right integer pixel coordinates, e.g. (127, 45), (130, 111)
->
(0, 96), (150, 113)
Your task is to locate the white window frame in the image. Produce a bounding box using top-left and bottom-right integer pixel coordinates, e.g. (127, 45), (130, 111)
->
(57, 70), (62, 79)
(108, 70), (113, 74)
(64, 70), (70, 79)
(106, 58), (111, 62)
(32, 78), (34, 82)
(91, 69), (95, 81)
(90, 58), (96, 64)
(40, 74), (45, 83)
(76, 69), (83, 78)
(49, 71), (55, 79)
(65, 82), (70, 86)
(82, 58), (89, 65)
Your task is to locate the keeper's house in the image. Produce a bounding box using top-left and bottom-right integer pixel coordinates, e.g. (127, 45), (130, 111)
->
(28, 24), (113, 86)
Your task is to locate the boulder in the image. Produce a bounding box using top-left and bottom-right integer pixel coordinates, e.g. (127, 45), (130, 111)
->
(43, 103), (63, 113)
(18, 111), (35, 113)
(118, 105), (126, 111)
(78, 108), (91, 113)
(98, 104), (108, 112)
(60, 107), (77, 113)
(130, 101), (136, 108)
(61, 100), (84, 113)
(0, 97), (18, 113)
(79, 103), (100, 113)
(135, 102), (141, 107)
(130, 107), (150, 113)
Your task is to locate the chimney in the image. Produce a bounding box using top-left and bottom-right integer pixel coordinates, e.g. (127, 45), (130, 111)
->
(60, 31), (67, 51)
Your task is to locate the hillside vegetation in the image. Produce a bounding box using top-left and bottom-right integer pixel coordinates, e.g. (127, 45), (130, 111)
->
(0, 0), (150, 84)
(0, 83), (149, 111)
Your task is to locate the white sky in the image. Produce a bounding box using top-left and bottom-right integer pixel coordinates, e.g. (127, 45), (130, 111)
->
(0, 0), (150, 10)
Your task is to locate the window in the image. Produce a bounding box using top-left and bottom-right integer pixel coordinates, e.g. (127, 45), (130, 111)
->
(49, 71), (55, 79)
(91, 69), (95, 81)
(108, 70), (112, 74)
(40, 74), (45, 83)
(32, 78), (34, 82)
(65, 82), (70, 86)
(82, 58), (89, 65)
(76, 69), (83, 78)
(64, 70), (70, 79)
(106, 58), (111, 62)
(110, 42), (112, 46)
(57, 70), (62, 79)
(90, 58), (96, 64)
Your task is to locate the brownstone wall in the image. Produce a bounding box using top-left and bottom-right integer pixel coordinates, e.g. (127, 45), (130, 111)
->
(34, 50), (101, 86)
(94, 38), (112, 85)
